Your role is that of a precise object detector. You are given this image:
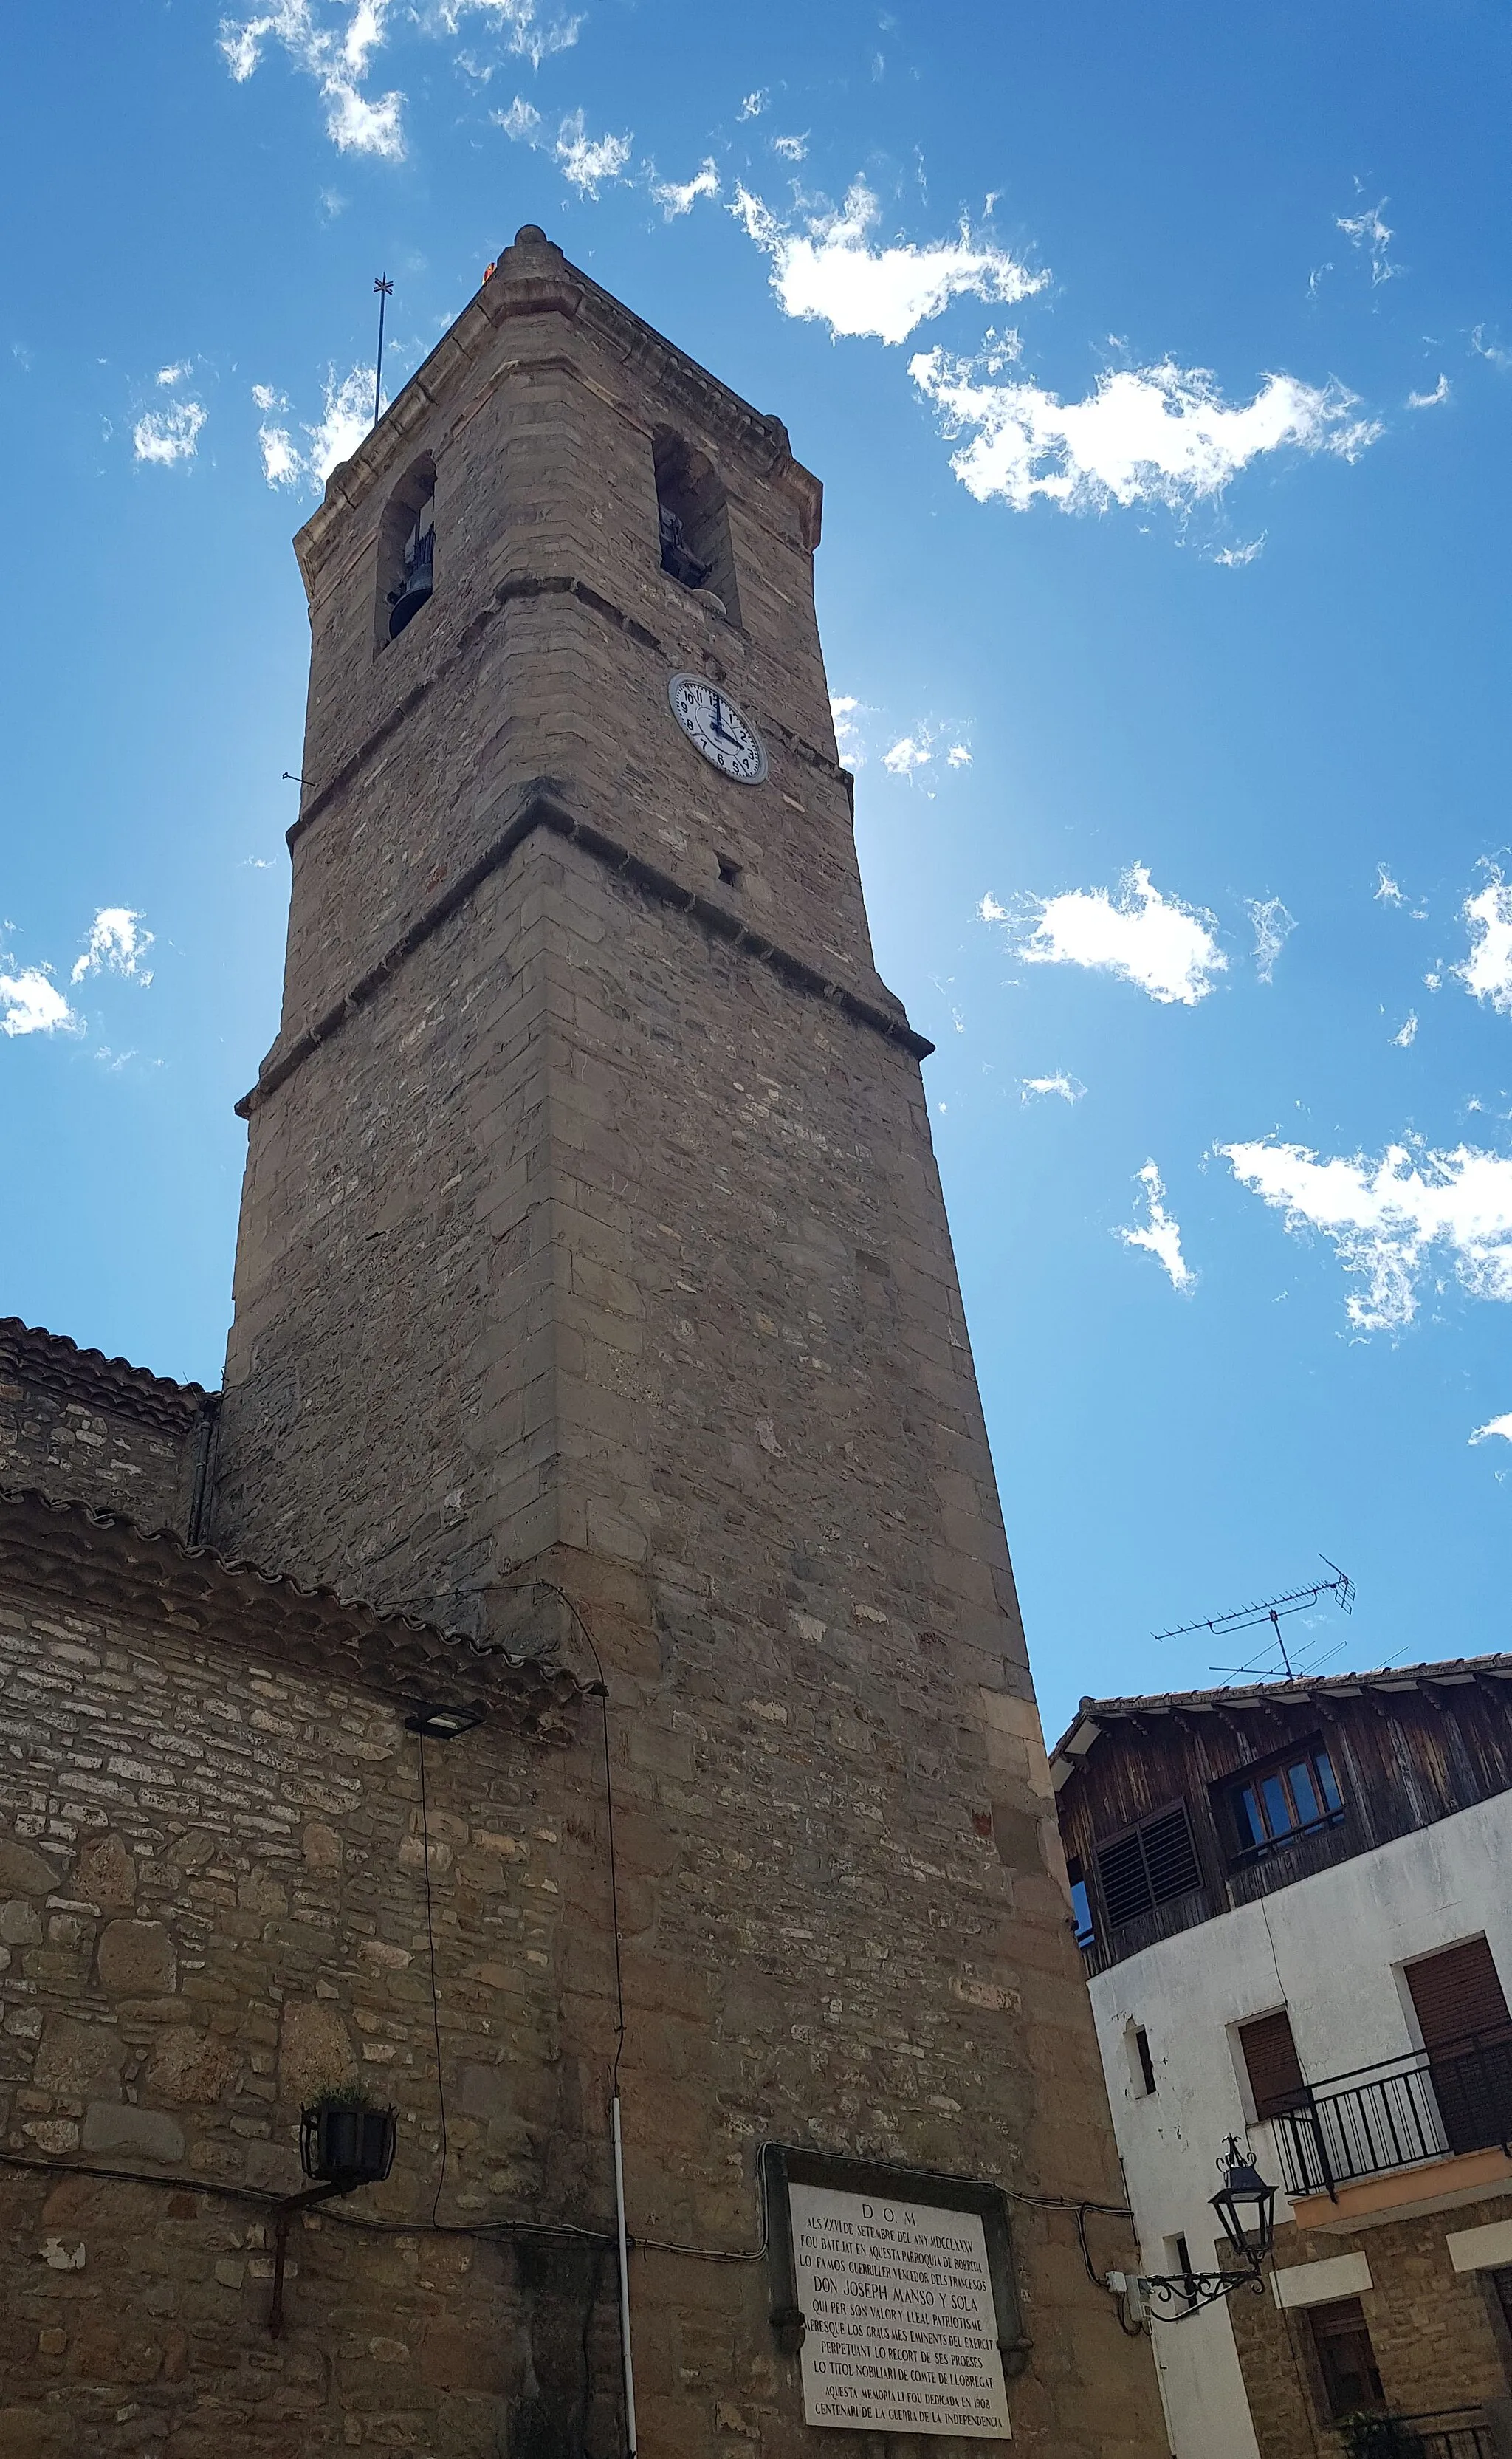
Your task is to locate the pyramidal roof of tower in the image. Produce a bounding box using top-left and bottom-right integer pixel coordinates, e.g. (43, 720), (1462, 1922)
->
(296, 222), (822, 580)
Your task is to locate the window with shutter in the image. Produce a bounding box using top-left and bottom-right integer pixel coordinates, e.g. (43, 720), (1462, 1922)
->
(1405, 1937), (1511, 2051)
(1237, 2009), (1307, 2118)
(1093, 1803), (1202, 1930)
(1308, 2297), (1384, 2421)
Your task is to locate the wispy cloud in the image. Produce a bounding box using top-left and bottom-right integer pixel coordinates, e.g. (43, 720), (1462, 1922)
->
(831, 695), (869, 767)
(731, 179), (1045, 346)
(1336, 196), (1400, 286)
(1116, 1161), (1195, 1292)
(737, 89), (767, 119)
(1391, 1011), (1419, 1047)
(883, 734), (932, 778)
(554, 106), (632, 195)
(946, 744), (972, 768)
(254, 364), (375, 492)
(1471, 1412), (1512, 1446)
(1020, 1072), (1085, 1104)
(219, 0), (406, 157)
(1408, 374), (1449, 409)
(653, 158), (719, 219)
(72, 908), (154, 987)
(986, 864), (1226, 1006)
(911, 351), (1381, 516)
(1247, 896), (1295, 984)
(432, 0), (580, 69)
(771, 133), (808, 162)
(155, 360), (193, 388)
(496, 97), (632, 195)
(1457, 870), (1512, 1015)
(1471, 326), (1512, 374)
(1375, 864), (1405, 905)
(133, 399), (207, 466)
(0, 967), (76, 1040)
(1220, 1135), (1512, 1331)
(1214, 534), (1266, 567)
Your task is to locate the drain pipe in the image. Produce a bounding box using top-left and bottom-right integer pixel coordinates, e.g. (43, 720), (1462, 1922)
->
(611, 2093), (639, 2458)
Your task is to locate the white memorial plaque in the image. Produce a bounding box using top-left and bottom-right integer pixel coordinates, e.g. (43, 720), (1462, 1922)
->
(788, 2181), (1012, 2438)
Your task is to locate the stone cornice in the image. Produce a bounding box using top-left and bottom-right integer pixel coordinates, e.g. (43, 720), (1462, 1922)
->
(0, 1485), (582, 1733)
(0, 1318), (213, 1436)
(239, 783), (932, 1121)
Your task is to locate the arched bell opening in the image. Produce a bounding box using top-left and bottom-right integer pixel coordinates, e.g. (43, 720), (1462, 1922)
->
(375, 453), (437, 651)
(653, 431), (740, 627)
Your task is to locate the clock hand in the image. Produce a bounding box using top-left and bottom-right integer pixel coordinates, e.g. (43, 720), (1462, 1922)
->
(709, 693), (728, 739)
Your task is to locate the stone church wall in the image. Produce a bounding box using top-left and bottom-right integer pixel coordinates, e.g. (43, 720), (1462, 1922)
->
(0, 1324), (208, 1537)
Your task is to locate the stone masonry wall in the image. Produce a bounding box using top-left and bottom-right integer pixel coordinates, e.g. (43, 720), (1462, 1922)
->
(0, 1329), (206, 1537)
(1225, 2204), (1512, 2456)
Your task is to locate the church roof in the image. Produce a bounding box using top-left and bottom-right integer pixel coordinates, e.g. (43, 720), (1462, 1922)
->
(0, 1314), (213, 1434)
(0, 1484), (583, 1732)
(1048, 1650), (1512, 1789)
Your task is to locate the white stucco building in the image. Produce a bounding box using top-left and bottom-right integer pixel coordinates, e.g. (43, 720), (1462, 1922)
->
(1052, 1655), (1512, 2459)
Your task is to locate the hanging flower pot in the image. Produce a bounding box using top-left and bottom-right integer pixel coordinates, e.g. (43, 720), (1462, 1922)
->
(300, 2090), (397, 2186)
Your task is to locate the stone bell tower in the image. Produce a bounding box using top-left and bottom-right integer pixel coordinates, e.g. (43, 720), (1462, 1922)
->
(211, 227), (1164, 2455)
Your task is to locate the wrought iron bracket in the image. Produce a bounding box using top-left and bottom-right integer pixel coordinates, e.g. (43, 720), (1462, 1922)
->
(1107, 2260), (1267, 2323)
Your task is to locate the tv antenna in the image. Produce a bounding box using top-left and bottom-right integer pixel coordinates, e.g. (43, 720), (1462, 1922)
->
(1153, 1557), (1355, 1684)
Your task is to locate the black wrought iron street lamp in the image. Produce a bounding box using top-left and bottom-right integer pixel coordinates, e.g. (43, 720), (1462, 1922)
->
(1109, 2137), (1278, 2324)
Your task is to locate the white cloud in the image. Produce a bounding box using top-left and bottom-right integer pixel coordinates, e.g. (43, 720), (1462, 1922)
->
(133, 399), (207, 466)
(323, 79), (404, 154)
(1214, 534), (1266, 567)
(738, 89), (767, 119)
(883, 734), (932, 777)
(553, 108), (632, 195)
(1247, 895), (1296, 984)
(432, 0), (580, 68)
(155, 360), (193, 387)
(1220, 1134), (1512, 1330)
(1471, 1413), (1512, 1446)
(979, 894), (1009, 924)
(252, 381), (285, 411)
(653, 159), (719, 219)
(1408, 374), (1449, 409)
(1020, 1072), (1085, 1104)
(0, 967), (76, 1039)
(911, 350), (1381, 515)
(219, 0), (405, 158)
(71, 908), (154, 987)
(1375, 864), (1404, 905)
(995, 862), (1226, 1006)
(831, 696), (867, 767)
(731, 179), (1045, 346)
(771, 133), (807, 162)
(1457, 872), (1512, 1014)
(1336, 197), (1399, 286)
(946, 744), (972, 767)
(254, 364), (375, 493)
(1392, 1011), (1418, 1048)
(1116, 1161), (1195, 1292)
(494, 93), (539, 138)
(1471, 326), (1512, 374)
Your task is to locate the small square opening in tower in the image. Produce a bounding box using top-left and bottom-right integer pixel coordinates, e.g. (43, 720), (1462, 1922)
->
(717, 854), (743, 888)
(654, 432), (741, 626)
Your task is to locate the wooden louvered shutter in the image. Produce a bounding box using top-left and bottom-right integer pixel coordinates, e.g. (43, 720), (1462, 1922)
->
(1406, 1938), (1511, 2050)
(1094, 1803), (1202, 1930)
(1238, 2009), (1307, 2117)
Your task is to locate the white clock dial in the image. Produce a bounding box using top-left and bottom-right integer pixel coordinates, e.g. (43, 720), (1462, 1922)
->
(667, 673), (769, 785)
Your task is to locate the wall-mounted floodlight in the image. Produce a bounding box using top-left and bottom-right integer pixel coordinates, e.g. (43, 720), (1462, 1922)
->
(403, 1701), (487, 1740)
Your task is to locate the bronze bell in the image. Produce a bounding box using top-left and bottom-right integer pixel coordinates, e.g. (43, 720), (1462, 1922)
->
(388, 525), (434, 639)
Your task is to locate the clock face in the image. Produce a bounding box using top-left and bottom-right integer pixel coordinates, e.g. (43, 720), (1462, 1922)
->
(667, 673), (768, 785)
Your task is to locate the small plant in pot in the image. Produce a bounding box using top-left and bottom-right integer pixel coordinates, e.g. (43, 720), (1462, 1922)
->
(300, 2076), (397, 2187)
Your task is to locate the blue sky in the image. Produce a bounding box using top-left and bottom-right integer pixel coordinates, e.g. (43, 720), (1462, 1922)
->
(3, 0), (1510, 1734)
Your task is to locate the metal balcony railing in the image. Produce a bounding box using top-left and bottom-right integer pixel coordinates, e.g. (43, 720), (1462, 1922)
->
(1268, 2028), (1512, 2199)
(1399, 2409), (1494, 2458)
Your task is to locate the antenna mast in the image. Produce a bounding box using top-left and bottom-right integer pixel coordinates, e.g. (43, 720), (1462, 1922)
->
(373, 273), (393, 426)
(1152, 1558), (1356, 1684)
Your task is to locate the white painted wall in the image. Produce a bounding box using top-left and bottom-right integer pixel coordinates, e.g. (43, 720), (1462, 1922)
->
(1086, 1789), (1512, 2459)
